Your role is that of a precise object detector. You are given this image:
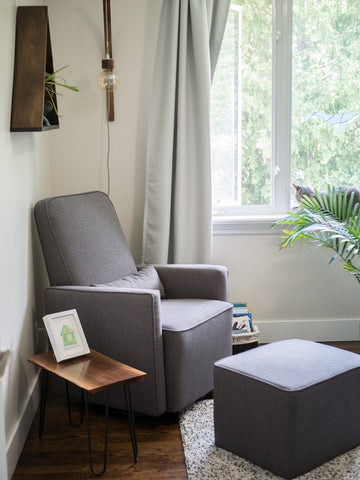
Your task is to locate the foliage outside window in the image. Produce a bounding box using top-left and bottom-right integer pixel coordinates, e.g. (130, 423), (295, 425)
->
(211, 0), (360, 218)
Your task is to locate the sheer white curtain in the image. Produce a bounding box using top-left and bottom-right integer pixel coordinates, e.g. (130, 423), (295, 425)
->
(142, 0), (230, 264)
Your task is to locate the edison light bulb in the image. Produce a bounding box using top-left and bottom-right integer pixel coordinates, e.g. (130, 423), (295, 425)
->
(97, 57), (119, 92)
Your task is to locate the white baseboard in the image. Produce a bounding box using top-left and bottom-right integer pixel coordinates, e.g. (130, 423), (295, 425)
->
(256, 318), (360, 344)
(6, 372), (41, 480)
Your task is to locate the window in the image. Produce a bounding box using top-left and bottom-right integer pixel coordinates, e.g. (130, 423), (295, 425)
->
(212, 0), (360, 221)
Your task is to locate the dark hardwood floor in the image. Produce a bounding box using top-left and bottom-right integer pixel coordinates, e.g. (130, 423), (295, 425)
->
(12, 388), (187, 479)
(12, 341), (360, 479)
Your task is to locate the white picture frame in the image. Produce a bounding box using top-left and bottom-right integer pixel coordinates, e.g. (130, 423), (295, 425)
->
(43, 309), (90, 362)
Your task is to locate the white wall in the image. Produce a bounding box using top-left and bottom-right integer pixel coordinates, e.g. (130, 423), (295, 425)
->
(47, 0), (161, 262)
(0, 0), (51, 477)
(213, 232), (360, 342)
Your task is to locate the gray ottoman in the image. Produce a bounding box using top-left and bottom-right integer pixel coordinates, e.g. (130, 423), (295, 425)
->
(214, 339), (360, 479)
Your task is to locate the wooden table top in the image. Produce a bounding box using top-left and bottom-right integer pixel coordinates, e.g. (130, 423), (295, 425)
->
(28, 349), (146, 394)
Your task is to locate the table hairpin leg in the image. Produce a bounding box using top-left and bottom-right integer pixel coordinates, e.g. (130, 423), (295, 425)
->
(84, 390), (109, 476)
(65, 380), (84, 427)
(123, 384), (138, 462)
(38, 369), (49, 439)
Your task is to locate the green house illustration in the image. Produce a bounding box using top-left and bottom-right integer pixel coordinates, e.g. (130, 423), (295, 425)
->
(60, 325), (77, 347)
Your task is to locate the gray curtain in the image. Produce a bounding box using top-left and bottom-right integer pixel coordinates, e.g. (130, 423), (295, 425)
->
(142, 0), (230, 265)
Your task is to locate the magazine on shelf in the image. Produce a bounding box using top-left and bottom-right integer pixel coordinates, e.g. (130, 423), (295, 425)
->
(232, 313), (253, 334)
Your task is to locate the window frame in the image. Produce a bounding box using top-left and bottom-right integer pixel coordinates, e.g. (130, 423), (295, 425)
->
(212, 0), (293, 232)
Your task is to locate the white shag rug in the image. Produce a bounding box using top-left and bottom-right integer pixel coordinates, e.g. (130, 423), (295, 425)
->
(179, 399), (360, 480)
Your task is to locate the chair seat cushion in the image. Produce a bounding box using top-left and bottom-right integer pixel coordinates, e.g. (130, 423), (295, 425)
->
(161, 298), (231, 332)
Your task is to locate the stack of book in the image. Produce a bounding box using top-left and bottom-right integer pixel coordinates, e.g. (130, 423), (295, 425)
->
(232, 302), (259, 350)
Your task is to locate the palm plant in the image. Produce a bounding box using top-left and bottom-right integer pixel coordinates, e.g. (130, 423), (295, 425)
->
(273, 186), (360, 285)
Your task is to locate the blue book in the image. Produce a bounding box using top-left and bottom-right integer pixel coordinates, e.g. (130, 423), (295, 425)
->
(233, 302), (249, 315)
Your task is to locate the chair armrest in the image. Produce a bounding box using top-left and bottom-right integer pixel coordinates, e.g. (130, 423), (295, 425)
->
(44, 286), (162, 358)
(154, 264), (229, 301)
(44, 286), (167, 415)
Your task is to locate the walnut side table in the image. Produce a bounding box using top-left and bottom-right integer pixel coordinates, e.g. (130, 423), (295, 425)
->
(28, 349), (146, 476)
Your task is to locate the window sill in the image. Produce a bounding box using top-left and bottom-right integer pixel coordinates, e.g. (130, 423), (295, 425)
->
(212, 214), (286, 235)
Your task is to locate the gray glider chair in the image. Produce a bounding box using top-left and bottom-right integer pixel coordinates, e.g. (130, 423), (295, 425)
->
(34, 191), (233, 416)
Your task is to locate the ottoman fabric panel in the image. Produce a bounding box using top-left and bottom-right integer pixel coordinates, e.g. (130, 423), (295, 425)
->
(214, 368), (297, 476)
(214, 339), (360, 479)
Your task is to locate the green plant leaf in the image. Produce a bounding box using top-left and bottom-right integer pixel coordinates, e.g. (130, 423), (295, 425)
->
(273, 184), (360, 285)
(328, 254), (338, 265)
(44, 66), (79, 117)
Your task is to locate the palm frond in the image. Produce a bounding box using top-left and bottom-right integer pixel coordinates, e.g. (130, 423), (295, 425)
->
(272, 185), (360, 283)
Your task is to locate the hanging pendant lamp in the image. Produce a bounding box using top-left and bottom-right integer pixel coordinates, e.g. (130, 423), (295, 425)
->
(97, 0), (118, 121)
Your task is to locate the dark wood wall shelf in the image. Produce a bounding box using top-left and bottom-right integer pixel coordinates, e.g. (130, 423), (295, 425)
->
(10, 6), (59, 132)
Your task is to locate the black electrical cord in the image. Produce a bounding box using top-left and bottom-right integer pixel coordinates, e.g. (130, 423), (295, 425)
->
(106, 91), (111, 197)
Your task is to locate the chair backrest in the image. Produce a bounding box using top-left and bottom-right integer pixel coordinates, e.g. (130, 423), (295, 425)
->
(34, 191), (137, 286)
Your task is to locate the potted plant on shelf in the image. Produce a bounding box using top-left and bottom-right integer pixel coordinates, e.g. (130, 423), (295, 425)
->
(43, 66), (79, 125)
(273, 186), (360, 284)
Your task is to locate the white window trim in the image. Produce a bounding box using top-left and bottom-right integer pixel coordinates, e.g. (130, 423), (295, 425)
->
(212, 0), (293, 232)
(213, 214), (285, 235)
(272, 0), (292, 214)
